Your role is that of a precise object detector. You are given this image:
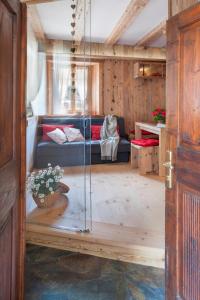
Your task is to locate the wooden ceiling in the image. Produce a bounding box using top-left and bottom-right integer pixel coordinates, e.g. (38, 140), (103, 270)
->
(105, 0), (150, 46)
(24, 0), (167, 60)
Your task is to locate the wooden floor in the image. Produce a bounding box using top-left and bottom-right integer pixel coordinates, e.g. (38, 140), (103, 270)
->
(26, 163), (165, 268)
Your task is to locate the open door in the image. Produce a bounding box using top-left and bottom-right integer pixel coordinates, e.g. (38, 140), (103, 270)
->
(0, 0), (25, 299)
(166, 3), (200, 299)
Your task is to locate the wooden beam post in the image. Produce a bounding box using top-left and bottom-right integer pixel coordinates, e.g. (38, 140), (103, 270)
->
(135, 20), (166, 47)
(105, 0), (150, 46)
(20, 0), (61, 4)
(27, 5), (46, 42)
(45, 39), (166, 61)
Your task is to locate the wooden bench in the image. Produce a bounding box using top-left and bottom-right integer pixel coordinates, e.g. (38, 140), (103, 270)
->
(131, 143), (159, 175)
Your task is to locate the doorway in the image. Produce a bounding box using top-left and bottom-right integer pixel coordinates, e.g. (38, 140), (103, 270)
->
(25, 0), (166, 272)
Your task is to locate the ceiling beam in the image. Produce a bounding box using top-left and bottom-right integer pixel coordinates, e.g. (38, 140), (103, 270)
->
(27, 5), (46, 41)
(74, 0), (90, 45)
(135, 20), (166, 47)
(20, 0), (61, 4)
(45, 39), (166, 61)
(105, 0), (150, 46)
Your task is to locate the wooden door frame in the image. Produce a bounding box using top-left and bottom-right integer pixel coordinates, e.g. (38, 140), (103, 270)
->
(18, 1), (178, 299)
(18, 3), (27, 300)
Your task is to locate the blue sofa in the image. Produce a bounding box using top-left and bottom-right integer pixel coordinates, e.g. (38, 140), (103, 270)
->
(34, 116), (130, 168)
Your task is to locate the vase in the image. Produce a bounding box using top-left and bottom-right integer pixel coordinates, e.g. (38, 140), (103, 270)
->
(32, 182), (70, 209)
(33, 192), (60, 208)
(157, 120), (164, 124)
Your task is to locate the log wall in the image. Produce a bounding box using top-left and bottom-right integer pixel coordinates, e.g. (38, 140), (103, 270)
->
(101, 60), (166, 133)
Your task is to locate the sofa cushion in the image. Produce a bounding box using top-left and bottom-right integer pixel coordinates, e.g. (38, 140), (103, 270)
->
(90, 117), (126, 138)
(91, 124), (120, 140)
(37, 138), (130, 156)
(37, 140), (87, 155)
(47, 128), (67, 144)
(64, 127), (84, 142)
(91, 125), (101, 140)
(36, 141), (90, 167)
(131, 139), (159, 147)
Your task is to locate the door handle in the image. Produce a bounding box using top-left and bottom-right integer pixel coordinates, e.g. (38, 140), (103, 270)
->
(163, 150), (174, 189)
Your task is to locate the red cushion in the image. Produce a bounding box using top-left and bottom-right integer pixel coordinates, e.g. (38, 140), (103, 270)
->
(42, 124), (74, 141)
(131, 139), (159, 147)
(91, 125), (120, 140)
(142, 130), (152, 135)
(129, 130), (154, 135)
(91, 125), (102, 140)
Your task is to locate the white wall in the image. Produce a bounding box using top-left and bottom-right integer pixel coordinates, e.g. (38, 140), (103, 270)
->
(26, 21), (39, 107)
(26, 21), (47, 174)
(31, 53), (47, 116)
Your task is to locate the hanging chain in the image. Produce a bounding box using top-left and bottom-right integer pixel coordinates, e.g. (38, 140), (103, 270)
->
(70, 0), (77, 112)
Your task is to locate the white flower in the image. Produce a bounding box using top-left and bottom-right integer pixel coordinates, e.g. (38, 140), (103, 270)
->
(48, 163), (51, 167)
(49, 187), (53, 192)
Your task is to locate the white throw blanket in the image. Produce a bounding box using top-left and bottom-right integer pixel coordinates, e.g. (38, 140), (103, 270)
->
(100, 115), (120, 161)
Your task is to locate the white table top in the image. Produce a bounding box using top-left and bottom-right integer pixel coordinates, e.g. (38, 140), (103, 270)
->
(135, 122), (166, 134)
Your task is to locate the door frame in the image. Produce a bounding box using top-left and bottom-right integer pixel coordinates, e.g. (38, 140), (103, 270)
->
(20, 0), (197, 299)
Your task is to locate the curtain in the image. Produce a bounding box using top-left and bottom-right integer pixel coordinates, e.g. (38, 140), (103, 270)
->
(53, 54), (71, 114)
(53, 55), (88, 115)
(76, 67), (88, 113)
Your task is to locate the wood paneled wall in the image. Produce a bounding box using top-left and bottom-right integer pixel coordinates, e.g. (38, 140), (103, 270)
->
(101, 60), (166, 133)
(169, 0), (199, 16)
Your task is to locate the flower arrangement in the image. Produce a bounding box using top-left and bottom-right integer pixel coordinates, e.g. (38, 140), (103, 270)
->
(27, 164), (64, 203)
(152, 108), (166, 123)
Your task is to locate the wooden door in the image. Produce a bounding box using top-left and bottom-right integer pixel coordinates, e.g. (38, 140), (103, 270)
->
(0, 0), (25, 299)
(166, 3), (200, 299)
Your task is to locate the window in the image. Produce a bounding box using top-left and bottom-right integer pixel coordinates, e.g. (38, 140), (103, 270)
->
(53, 58), (88, 114)
(63, 66), (88, 113)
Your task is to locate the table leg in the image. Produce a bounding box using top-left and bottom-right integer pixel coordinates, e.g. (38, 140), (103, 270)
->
(135, 124), (142, 139)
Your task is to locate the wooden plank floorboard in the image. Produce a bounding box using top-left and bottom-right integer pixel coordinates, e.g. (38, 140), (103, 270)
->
(26, 164), (165, 268)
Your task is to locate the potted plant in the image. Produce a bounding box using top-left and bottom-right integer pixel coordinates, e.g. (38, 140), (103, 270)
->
(27, 164), (69, 208)
(152, 108), (166, 124)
